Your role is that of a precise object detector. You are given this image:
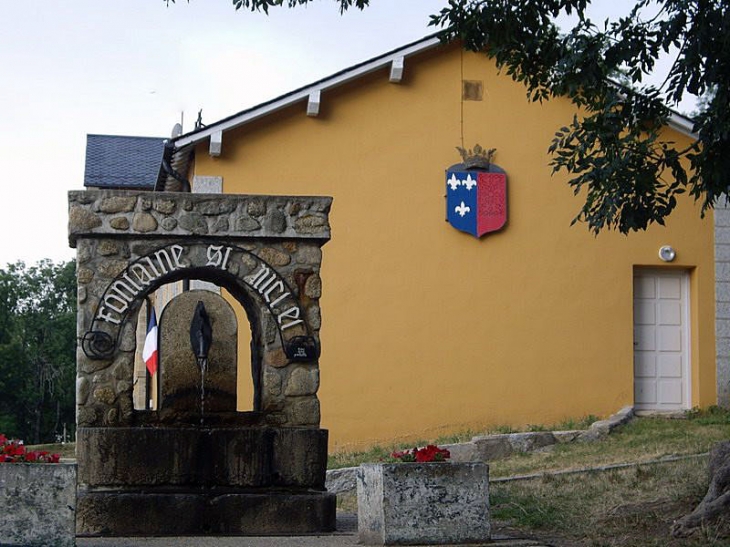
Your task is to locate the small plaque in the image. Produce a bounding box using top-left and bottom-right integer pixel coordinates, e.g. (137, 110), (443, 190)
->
(285, 336), (320, 362)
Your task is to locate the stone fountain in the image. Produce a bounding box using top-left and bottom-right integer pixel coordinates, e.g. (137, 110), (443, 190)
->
(69, 190), (334, 536)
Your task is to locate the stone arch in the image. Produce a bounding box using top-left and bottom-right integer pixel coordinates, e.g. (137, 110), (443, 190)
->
(158, 289), (239, 422)
(70, 191), (331, 429)
(70, 190), (335, 536)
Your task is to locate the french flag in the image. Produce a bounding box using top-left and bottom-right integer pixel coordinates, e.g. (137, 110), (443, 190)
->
(142, 308), (158, 376)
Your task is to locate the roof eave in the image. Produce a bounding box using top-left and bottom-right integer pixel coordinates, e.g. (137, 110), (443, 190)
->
(667, 112), (697, 139)
(172, 34), (698, 151)
(172, 34), (444, 150)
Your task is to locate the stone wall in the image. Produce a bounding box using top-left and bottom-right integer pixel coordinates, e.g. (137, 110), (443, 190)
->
(68, 190), (331, 428)
(716, 200), (730, 407)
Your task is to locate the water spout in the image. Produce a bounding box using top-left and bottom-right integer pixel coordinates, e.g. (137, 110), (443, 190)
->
(190, 300), (213, 425)
(190, 301), (212, 372)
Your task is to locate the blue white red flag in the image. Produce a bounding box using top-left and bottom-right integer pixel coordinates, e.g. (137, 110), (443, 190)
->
(446, 168), (507, 238)
(142, 308), (158, 376)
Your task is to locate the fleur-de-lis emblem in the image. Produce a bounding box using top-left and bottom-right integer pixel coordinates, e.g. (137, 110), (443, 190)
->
(447, 174), (461, 191)
(455, 201), (471, 217)
(463, 174), (477, 190)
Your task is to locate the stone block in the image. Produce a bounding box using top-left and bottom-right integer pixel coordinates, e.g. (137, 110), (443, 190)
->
(132, 212), (158, 232)
(77, 490), (335, 536)
(77, 427), (268, 487)
(271, 428), (329, 488)
(508, 432), (557, 452)
(441, 441), (480, 462)
(295, 214), (328, 235)
(77, 491), (206, 536)
(77, 427), (329, 490)
(286, 396), (321, 426)
(325, 466), (357, 494)
(284, 366), (319, 396)
(209, 491), (336, 534)
(69, 206), (102, 233)
(0, 462), (76, 547)
(99, 196), (137, 213)
(258, 247), (292, 266)
(553, 430), (582, 443)
(472, 435), (513, 460)
(357, 462), (490, 545)
(715, 243), (730, 262)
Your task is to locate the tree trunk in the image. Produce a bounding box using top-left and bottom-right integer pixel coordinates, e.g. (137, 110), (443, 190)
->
(672, 441), (730, 537)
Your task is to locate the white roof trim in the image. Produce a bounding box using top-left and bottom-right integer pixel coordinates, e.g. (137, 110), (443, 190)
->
(667, 112), (697, 138)
(307, 90), (321, 117)
(173, 36), (442, 149)
(174, 35), (698, 150)
(389, 57), (405, 83)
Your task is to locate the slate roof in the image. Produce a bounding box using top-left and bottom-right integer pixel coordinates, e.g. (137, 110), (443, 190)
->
(84, 134), (166, 189)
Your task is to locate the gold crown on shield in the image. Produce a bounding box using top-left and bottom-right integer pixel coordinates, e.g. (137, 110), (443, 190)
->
(456, 144), (496, 170)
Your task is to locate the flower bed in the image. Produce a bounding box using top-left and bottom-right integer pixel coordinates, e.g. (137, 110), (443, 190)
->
(357, 445), (489, 545)
(390, 444), (450, 463)
(0, 434), (61, 463)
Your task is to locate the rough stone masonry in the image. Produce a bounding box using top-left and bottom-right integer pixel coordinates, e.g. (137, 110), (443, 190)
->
(69, 189), (332, 429)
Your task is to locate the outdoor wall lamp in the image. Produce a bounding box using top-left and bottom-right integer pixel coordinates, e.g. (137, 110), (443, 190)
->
(659, 245), (676, 262)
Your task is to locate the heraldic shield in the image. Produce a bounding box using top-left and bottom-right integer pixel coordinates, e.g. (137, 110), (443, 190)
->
(446, 164), (507, 238)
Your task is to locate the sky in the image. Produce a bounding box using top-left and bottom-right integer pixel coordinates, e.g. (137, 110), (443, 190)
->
(1, 1), (693, 267)
(0, 0), (444, 266)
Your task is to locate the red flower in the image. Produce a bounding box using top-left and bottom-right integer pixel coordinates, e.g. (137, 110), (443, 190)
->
(392, 444), (450, 463)
(0, 434), (60, 464)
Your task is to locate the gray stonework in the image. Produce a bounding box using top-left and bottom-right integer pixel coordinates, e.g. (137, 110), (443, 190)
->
(69, 190), (334, 536)
(717, 200), (730, 407)
(68, 190), (331, 429)
(357, 462), (490, 545)
(69, 191), (331, 244)
(0, 463), (77, 547)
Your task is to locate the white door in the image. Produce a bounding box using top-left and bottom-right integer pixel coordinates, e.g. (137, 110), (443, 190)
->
(633, 270), (690, 411)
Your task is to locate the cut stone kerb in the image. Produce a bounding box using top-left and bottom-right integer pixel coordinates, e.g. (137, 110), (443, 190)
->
(69, 190), (332, 429)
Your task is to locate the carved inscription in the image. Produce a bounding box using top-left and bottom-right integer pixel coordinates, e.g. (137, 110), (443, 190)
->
(246, 264), (303, 331)
(86, 243), (311, 360)
(97, 245), (187, 325)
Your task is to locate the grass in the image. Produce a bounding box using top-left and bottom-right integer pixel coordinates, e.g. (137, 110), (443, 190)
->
(490, 411), (730, 479)
(334, 408), (730, 545)
(328, 414), (601, 469)
(25, 442), (76, 459)
(490, 457), (725, 546)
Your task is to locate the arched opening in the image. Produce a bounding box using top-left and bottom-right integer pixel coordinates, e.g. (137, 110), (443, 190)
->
(70, 190), (334, 536)
(130, 273), (264, 418)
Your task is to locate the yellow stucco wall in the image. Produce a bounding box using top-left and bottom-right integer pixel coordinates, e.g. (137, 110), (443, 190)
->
(191, 44), (715, 450)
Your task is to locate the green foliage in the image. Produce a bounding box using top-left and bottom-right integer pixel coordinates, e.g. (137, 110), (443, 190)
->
(430, 0), (729, 234)
(0, 260), (77, 444)
(165, 0), (369, 15)
(166, 0), (728, 234)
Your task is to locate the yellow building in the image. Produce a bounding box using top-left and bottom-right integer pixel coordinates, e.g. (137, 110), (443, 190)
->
(161, 36), (719, 451)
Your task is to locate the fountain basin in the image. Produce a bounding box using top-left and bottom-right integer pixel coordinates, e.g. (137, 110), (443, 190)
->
(76, 426), (334, 536)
